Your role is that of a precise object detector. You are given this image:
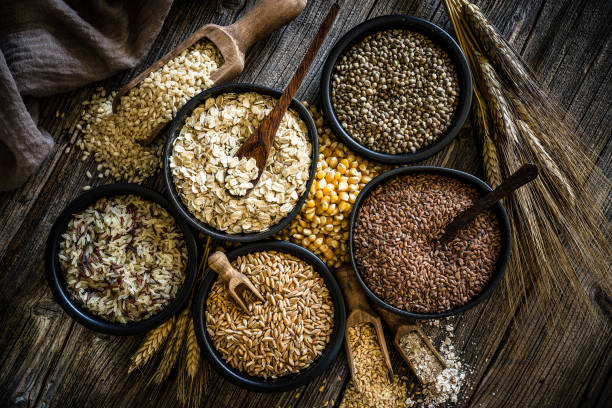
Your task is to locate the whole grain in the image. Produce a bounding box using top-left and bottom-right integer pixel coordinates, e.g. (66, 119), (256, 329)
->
(59, 195), (187, 323)
(353, 174), (502, 313)
(76, 39), (223, 182)
(205, 251), (334, 379)
(340, 323), (408, 408)
(170, 92), (312, 234)
(332, 29), (459, 154)
(276, 104), (389, 267)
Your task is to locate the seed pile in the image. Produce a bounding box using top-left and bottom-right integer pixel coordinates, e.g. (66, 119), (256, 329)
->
(276, 104), (389, 267)
(76, 39), (223, 182)
(205, 251), (334, 378)
(332, 29), (459, 154)
(406, 320), (468, 407)
(340, 323), (408, 408)
(59, 195), (187, 323)
(170, 92), (311, 234)
(354, 174), (502, 313)
(399, 331), (444, 384)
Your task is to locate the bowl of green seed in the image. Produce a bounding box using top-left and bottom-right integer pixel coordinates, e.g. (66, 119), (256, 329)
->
(321, 15), (472, 164)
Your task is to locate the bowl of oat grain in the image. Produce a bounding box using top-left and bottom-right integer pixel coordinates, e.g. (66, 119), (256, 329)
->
(192, 241), (346, 392)
(163, 83), (318, 242)
(45, 184), (198, 335)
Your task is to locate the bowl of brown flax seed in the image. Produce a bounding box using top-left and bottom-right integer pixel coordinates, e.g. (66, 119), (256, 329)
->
(348, 166), (512, 319)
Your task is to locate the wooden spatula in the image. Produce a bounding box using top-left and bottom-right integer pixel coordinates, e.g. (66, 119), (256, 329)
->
(227, 4), (340, 197)
(438, 163), (538, 244)
(375, 307), (447, 385)
(111, 0), (307, 142)
(208, 251), (264, 314)
(335, 264), (393, 391)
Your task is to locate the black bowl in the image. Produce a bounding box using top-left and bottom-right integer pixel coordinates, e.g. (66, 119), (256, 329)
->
(163, 83), (318, 242)
(45, 184), (198, 335)
(348, 166), (512, 319)
(321, 15), (473, 164)
(192, 241), (346, 392)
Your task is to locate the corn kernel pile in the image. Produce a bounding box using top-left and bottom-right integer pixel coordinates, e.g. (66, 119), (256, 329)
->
(276, 103), (389, 267)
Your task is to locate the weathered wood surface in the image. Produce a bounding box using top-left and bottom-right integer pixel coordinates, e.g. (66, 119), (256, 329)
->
(0, 0), (610, 407)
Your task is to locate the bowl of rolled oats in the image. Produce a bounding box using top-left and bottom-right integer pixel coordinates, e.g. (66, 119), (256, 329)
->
(192, 241), (346, 392)
(163, 83), (318, 242)
(45, 184), (198, 335)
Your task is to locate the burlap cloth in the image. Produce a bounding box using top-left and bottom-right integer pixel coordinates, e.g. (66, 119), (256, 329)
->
(0, 0), (173, 191)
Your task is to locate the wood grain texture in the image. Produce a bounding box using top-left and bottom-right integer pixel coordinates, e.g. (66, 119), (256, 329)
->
(0, 0), (610, 407)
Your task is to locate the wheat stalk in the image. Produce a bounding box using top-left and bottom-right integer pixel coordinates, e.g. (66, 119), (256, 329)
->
(151, 308), (189, 385)
(128, 317), (175, 374)
(443, 0), (612, 325)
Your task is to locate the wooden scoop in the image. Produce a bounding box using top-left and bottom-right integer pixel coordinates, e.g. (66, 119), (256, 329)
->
(438, 163), (539, 244)
(208, 251), (264, 314)
(335, 265), (393, 390)
(111, 0), (307, 142)
(375, 307), (447, 385)
(228, 4), (340, 197)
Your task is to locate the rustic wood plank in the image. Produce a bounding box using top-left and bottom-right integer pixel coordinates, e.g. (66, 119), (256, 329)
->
(0, 0), (610, 407)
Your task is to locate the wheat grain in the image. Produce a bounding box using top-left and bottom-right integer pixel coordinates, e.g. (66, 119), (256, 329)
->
(128, 317), (175, 374)
(152, 308), (189, 384)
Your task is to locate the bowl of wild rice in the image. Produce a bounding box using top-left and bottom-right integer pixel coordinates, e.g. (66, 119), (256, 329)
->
(46, 184), (198, 335)
(192, 241), (346, 392)
(348, 166), (512, 319)
(163, 83), (318, 242)
(321, 15), (472, 164)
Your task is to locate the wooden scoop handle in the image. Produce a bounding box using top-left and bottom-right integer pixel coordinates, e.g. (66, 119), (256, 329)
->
(208, 251), (242, 283)
(226, 0), (307, 57)
(438, 163), (538, 244)
(335, 264), (373, 313)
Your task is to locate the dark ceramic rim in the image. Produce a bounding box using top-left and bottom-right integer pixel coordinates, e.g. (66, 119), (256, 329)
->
(321, 15), (473, 164)
(163, 83), (319, 242)
(45, 184), (198, 335)
(192, 241), (346, 392)
(348, 166), (512, 319)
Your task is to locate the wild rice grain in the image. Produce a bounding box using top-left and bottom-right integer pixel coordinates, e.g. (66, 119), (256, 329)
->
(59, 195), (187, 323)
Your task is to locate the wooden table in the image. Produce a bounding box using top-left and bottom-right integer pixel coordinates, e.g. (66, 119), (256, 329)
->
(1, 0), (610, 407)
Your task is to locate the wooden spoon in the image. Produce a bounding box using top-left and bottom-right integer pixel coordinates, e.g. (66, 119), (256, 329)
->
(208, 251), (264, 314)
(438, 163), (539, 244)
(335, 264), (393, 390)
(111, 0), (307, 142)
(228, 3), (340, 197)
(375, 307), (447, 385)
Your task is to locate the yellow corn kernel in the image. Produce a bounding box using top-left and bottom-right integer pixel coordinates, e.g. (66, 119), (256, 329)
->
(334, 172), (342, 181)
(316, 170), (326, 179)
(330, 192), (339, 203)
(348, 184), (358, 192)
(341, 219), (349, 228)
(312, 216), (320, 226)
(338, 201), (351, 213)
(339, 192), (349, 201)
(350, 161), (359, 169)
(318, 178), (327, 189)
(324, 224), (334, 232)
(315, 190), (324, 199)
(348, 192), (357, 203)
(322, 185), (333, 195)
(361, 175), (372, 183)
(327, 157), (338, 168)
(320, 244), (329, 252)
(348, 167), (360, 176)
(303, 228), (312, 236)
(303, 237), (311, 245)
(324, 249), (334, 260)
(320, 201), (329, 211)
(305, 212), (315, 220)
(327, 204), (337, 215)
(340, 158), (349, 168)
(358, 163), (368, 171)
(325, 171), (335, 183)
(314, 237), (324, 246)
(292, 233), (304, 240)
(338, 181), (349, 192)
(306, 200), (315, 208)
